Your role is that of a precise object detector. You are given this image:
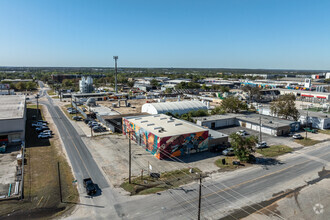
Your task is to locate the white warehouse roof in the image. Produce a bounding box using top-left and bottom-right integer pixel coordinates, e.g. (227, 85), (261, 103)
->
(141, 101), (207, 115)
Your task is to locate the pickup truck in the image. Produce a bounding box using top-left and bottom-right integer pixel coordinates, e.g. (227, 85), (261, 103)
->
(83, 178), (97, 195)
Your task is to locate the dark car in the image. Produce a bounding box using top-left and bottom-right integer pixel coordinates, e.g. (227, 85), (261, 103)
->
(83, 178), (97, 195)
(209, 145), (226, 153)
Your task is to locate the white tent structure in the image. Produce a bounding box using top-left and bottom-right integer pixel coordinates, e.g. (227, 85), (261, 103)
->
(141, 101), (207, 115)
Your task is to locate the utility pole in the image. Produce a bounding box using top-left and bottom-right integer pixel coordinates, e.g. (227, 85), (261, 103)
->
(70, 90), (73, 108)
(129, 131), (132, 184)
(198, 174), (202, 220)
(90, 126), (93, 137)
(113, 56), (118, 94)
(305, 108), (309, 140)
(259, 116), (262, 143)
(75, 96), (78, 118)
(57, 162), (63, 203)
(36, 94), (40, 120)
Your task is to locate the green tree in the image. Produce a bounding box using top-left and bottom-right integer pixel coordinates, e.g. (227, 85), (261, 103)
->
(62, 79), (73, 88)
(229, 133), (257, 162)
(26, 81), (36, 90)
(201, 84), (208, 90)
(165, 88), (173, 94)
(242, 85), (261, 102)
(150, 79), (159, 87)
(211, 106), (226, 115)
(220, 96), (248, 113)
(16, 82), (26, 91)
(270, 94), (300, 121)
(127, 81), (135, 88)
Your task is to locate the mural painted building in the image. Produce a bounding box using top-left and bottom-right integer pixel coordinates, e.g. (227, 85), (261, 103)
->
(122, 114), (209, 159)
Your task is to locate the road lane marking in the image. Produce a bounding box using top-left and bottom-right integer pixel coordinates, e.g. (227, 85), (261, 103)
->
(181, 150), (330, 206)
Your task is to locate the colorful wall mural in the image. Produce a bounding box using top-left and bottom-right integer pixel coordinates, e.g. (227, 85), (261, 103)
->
(122, 118), (209, 160)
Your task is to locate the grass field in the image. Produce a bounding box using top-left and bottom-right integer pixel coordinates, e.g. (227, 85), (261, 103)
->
(0, 105), (79, 219)
(256, 145), (293, 157)
(215, 156), (248, 170)
(121, 168), (201, 195)
(62, 104), (85, 120)
(294, 138), (321, 146)
(318, 129), (330, 135)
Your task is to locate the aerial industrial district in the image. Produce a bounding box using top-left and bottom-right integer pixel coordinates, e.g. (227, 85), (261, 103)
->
(0, 66), (329, 220)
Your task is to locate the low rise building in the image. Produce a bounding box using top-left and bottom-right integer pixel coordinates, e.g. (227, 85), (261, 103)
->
(122, 114), (228, 159)
(299, 110), (330, 130)
(0, 95), (26, 144)
(194, 113), (300, 136)
(141, 101), (207, 115)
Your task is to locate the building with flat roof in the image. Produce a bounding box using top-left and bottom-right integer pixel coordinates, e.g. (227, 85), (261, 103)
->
(0, 95), (26, 144)
(122, 114), (210, 159)
(194, 113), (300, 136)
(298, 110), (330, 130)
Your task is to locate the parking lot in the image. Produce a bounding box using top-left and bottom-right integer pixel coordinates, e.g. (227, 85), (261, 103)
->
(216, 126), (303, 148)
(81, 134), (224, 187)
(0, 144), (21, 198)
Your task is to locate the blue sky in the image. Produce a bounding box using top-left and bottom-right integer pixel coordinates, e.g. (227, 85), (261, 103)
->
(0, 0), (329, 69)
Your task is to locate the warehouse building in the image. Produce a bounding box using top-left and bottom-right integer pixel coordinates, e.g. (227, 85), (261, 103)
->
(194, 113), (300, 136)
(122, 114), (228, 159)
(299, 110), (330, 130)
(236, 114), (300, 136)
(141, 101), (208, 115)
(0, 96), (26, 144)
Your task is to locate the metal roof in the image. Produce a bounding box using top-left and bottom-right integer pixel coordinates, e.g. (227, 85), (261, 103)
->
(124, 114), (208, 137)
(141, 101), (207, 115)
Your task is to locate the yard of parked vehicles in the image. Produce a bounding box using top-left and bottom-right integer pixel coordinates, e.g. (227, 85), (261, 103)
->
(31, 119), (53, 139)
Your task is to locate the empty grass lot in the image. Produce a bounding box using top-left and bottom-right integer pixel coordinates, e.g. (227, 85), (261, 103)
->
(294, 138), (321, 146)
(215, 156), (249, 170)
(256, 145), (293, 157)
(318, 129), (330, 135)
(121, 168), (201, 195)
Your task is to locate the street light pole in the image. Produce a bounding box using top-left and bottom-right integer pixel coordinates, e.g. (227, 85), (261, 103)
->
(36, 94), (40, 120)
(198, 174), (202, 220)
(305, 107), (309, 140)
(113, 56), (118, 94)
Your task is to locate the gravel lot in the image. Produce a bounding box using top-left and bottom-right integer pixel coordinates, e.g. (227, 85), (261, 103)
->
(0, 144), (20, 197)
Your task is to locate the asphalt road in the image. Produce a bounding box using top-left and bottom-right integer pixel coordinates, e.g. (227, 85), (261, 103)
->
(34, 83), (329, 220)
(38, 86), (109, 189)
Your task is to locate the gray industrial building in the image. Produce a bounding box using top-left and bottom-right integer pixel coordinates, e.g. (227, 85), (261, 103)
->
(299, 110), (330, 130)
(194, 113), (300, 136)
(0, 96), (26, 144)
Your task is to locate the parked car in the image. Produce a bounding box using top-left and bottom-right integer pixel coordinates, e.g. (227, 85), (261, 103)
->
(256, 141), (267, 149)
(37, 120), (48, 124)
(293, 134), (303, 139)
(38, 133), (51, 139)
(83, 178), (97, 195)
(82, 107), (87, 112)
(84, 119), (91, 124)
(72, 116), (83, 121)
(236, 130), (248, 136)
(209, 145), (226, 153)
(89, 122), (99, 128)
(222, 148), (235, 156)
(32, 122), (47, 127)
(68, 109), (77, 114)
(93, 126), (107, 132)
(36, 126), (49, 132)
(42, 130), (53, 135)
